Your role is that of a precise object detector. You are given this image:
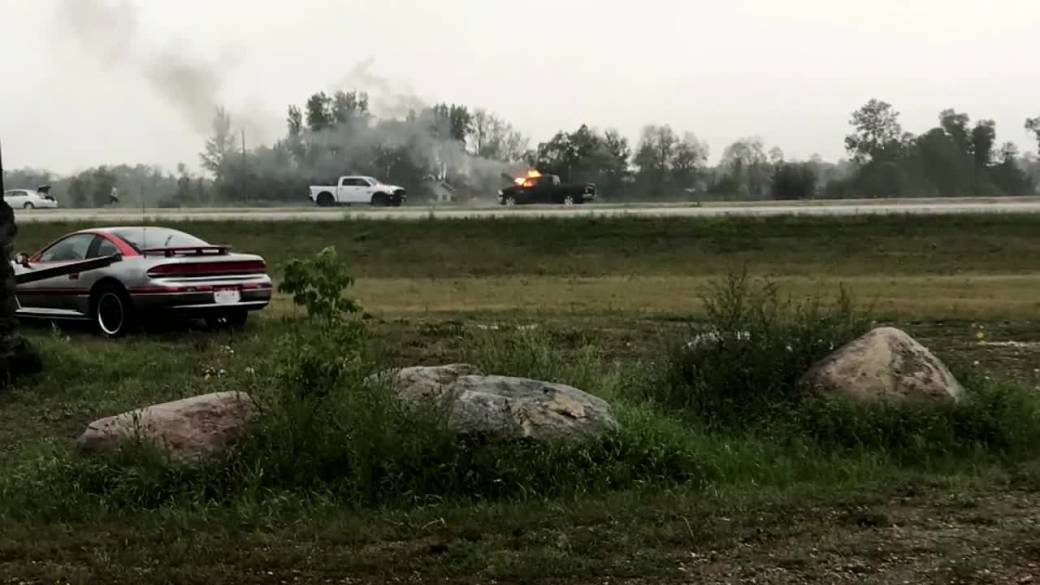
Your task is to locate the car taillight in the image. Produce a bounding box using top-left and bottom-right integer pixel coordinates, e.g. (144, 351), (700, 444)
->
(147, 260), (266, 278)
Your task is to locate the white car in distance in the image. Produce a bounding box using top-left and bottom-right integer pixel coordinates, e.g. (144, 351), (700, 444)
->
(308, 176), (407, 207)
(5, 187), (59, 209)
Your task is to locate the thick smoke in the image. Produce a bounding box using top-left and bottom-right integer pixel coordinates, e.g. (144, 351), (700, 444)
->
(55, 0), (267, 141)
(271, 63), (528, 200)
(54, 1), (524, 200)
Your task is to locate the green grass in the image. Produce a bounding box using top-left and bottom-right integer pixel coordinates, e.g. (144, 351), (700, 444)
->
(15, 214), (1040, 279)
(3, 216), (1040, 581)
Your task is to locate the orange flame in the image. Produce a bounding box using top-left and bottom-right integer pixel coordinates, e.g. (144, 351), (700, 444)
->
(514, 169), (543, 187)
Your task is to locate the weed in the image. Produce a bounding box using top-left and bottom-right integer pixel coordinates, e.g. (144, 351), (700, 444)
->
(644, 270), (872, 427)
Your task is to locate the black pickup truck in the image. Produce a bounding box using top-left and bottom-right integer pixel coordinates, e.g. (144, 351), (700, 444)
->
(497, 174), (596, 206)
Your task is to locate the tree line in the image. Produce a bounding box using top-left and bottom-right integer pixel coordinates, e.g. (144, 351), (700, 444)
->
(5, 97), (1040, 206)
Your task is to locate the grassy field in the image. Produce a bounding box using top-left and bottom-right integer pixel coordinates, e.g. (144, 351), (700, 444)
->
(2, 214), (1040, 583)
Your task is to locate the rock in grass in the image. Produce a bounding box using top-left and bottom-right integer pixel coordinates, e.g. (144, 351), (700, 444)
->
(800, 327), (964, 403)
(372, 363), (484, 400)
(446, 375), (618, 442)
(379, 364), (618, 441)
(77, 392), (256, 463)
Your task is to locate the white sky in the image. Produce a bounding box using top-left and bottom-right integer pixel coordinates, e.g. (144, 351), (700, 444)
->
(2, 0), (1038, 174)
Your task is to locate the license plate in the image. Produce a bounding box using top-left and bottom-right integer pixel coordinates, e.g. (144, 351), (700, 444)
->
(214, 288), (241, 304)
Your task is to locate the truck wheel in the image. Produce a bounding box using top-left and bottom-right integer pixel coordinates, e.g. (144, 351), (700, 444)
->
(316, 192), (335, 207)
(563, 195), (576, 206)
(371, 193), (389, 206)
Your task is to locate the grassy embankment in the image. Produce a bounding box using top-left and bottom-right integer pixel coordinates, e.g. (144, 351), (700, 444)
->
(2, 214), (1040, 583)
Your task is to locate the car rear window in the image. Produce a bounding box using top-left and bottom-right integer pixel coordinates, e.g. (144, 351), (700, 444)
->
(110, 228), (210, 252)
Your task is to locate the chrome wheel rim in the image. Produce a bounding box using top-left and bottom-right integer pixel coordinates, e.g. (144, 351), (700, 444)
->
(97, 292), (124, 336)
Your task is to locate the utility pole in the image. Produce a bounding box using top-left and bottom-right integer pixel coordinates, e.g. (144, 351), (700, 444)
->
(240, 128), (247, 204)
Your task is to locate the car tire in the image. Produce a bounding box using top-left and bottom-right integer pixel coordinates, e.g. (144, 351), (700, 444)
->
(316, 192), (335, 207)
(91, 283), (135, 338)
(505, 196), (517, 207)
(207, 310), (248, 330)
(23, 202), (34, 210)
(563, 195), (576, 206)
(371, 193), (389, 207)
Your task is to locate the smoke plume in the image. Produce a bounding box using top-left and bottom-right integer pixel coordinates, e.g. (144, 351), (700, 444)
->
(55, 0), (249, 137)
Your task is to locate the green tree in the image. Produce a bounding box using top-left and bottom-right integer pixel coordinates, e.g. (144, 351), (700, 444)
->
(771, 162), (818, 200)
(305, 92), (334, 132)
(633, 125), (678, 197)
(671, 133), (709, 193)
(939, 109), (971, 155)
(970, 120), (996, 168)
(90, 167), (117, 207)
(1027, 117), (1040, 155)
(844, 99), (906, 163)
(718, 137), (771, 197)
(67, 176), (90, 208)
(469, 109), (528, 162)
(332, 91), (369, 126)
(430, 103), (471, 143)
(200, 107), (237, 182)
(990, 142), (1033, 195)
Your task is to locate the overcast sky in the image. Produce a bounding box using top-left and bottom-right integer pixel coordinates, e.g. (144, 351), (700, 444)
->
(2, 0), (1038, 174)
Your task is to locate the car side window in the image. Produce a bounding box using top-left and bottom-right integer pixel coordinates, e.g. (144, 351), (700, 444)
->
(39, 234), (95, 262)
(88, 237), (119, 259)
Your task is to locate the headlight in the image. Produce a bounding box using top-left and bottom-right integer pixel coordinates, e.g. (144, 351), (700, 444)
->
(498, 190), (503, 195)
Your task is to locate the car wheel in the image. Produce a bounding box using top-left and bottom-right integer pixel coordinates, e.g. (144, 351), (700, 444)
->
(316, 192), (335, 207)
(505, 196), (517, 207)
(371, 193), (389, 207)
(563, 195), (576, 206)
(207, 310), (248, 330)
(92, 284), (135, 338)
(23, 202), (35, 210)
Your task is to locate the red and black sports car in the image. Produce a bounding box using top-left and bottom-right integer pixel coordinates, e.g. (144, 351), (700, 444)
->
(12, 226), (272, 336)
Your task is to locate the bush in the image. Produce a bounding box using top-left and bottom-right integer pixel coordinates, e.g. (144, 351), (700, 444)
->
(789, 374), (1040, 462)
(644, 270), (872, 427)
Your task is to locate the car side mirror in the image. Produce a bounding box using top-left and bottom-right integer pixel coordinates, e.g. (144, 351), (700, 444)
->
(14, 253), (30, 268)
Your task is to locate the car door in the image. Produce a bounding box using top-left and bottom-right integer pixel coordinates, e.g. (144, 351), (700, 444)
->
(346, 178), (372, 203)
(17, 233), (97, 312)
(4, 190), (28, 208)
(529, 177), (551, 203)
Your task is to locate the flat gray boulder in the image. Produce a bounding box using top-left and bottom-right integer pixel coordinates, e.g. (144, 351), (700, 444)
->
(800, 327), (964, 403)
(77, 391), (256, 463)
(382, 364), (618, 441)
(374, 363), (484, 401)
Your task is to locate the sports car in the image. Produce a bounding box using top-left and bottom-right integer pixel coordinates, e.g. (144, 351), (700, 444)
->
(13, 226), (273, 336)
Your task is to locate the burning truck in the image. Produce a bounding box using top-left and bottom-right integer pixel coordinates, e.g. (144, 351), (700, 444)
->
(497, 170), (596, 206)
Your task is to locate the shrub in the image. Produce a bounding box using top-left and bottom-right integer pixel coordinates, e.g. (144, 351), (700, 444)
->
(645, 270), (872, 427)
(789, 374), (1040, 462)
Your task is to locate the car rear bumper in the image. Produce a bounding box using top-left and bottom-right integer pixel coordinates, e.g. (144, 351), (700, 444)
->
(129, 278), (273, 312)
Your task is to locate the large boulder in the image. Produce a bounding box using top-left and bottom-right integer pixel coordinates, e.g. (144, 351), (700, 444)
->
(800, 327), (964, 404)
(77, 392), (256, 463)
(381, 364), (618, 441)
(374, 363), (484, 401)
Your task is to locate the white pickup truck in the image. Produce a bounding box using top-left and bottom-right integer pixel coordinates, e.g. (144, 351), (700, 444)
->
(308, 176), (408, 207)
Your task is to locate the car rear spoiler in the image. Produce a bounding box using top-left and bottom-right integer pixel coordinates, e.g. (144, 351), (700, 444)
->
(140, 246), (231, 257)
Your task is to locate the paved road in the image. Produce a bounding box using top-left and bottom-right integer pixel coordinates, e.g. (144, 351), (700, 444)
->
(13, 198), (1040, 223)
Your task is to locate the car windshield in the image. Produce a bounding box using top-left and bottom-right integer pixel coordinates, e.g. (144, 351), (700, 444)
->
(109, 228), (210, 252)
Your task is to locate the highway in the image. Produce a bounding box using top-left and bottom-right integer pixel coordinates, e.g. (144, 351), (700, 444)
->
(13, 197), (1040, 223)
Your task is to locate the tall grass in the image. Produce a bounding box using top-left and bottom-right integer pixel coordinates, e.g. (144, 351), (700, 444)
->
(4, 261), (1040, 521)
(643, 270), (872, 427)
